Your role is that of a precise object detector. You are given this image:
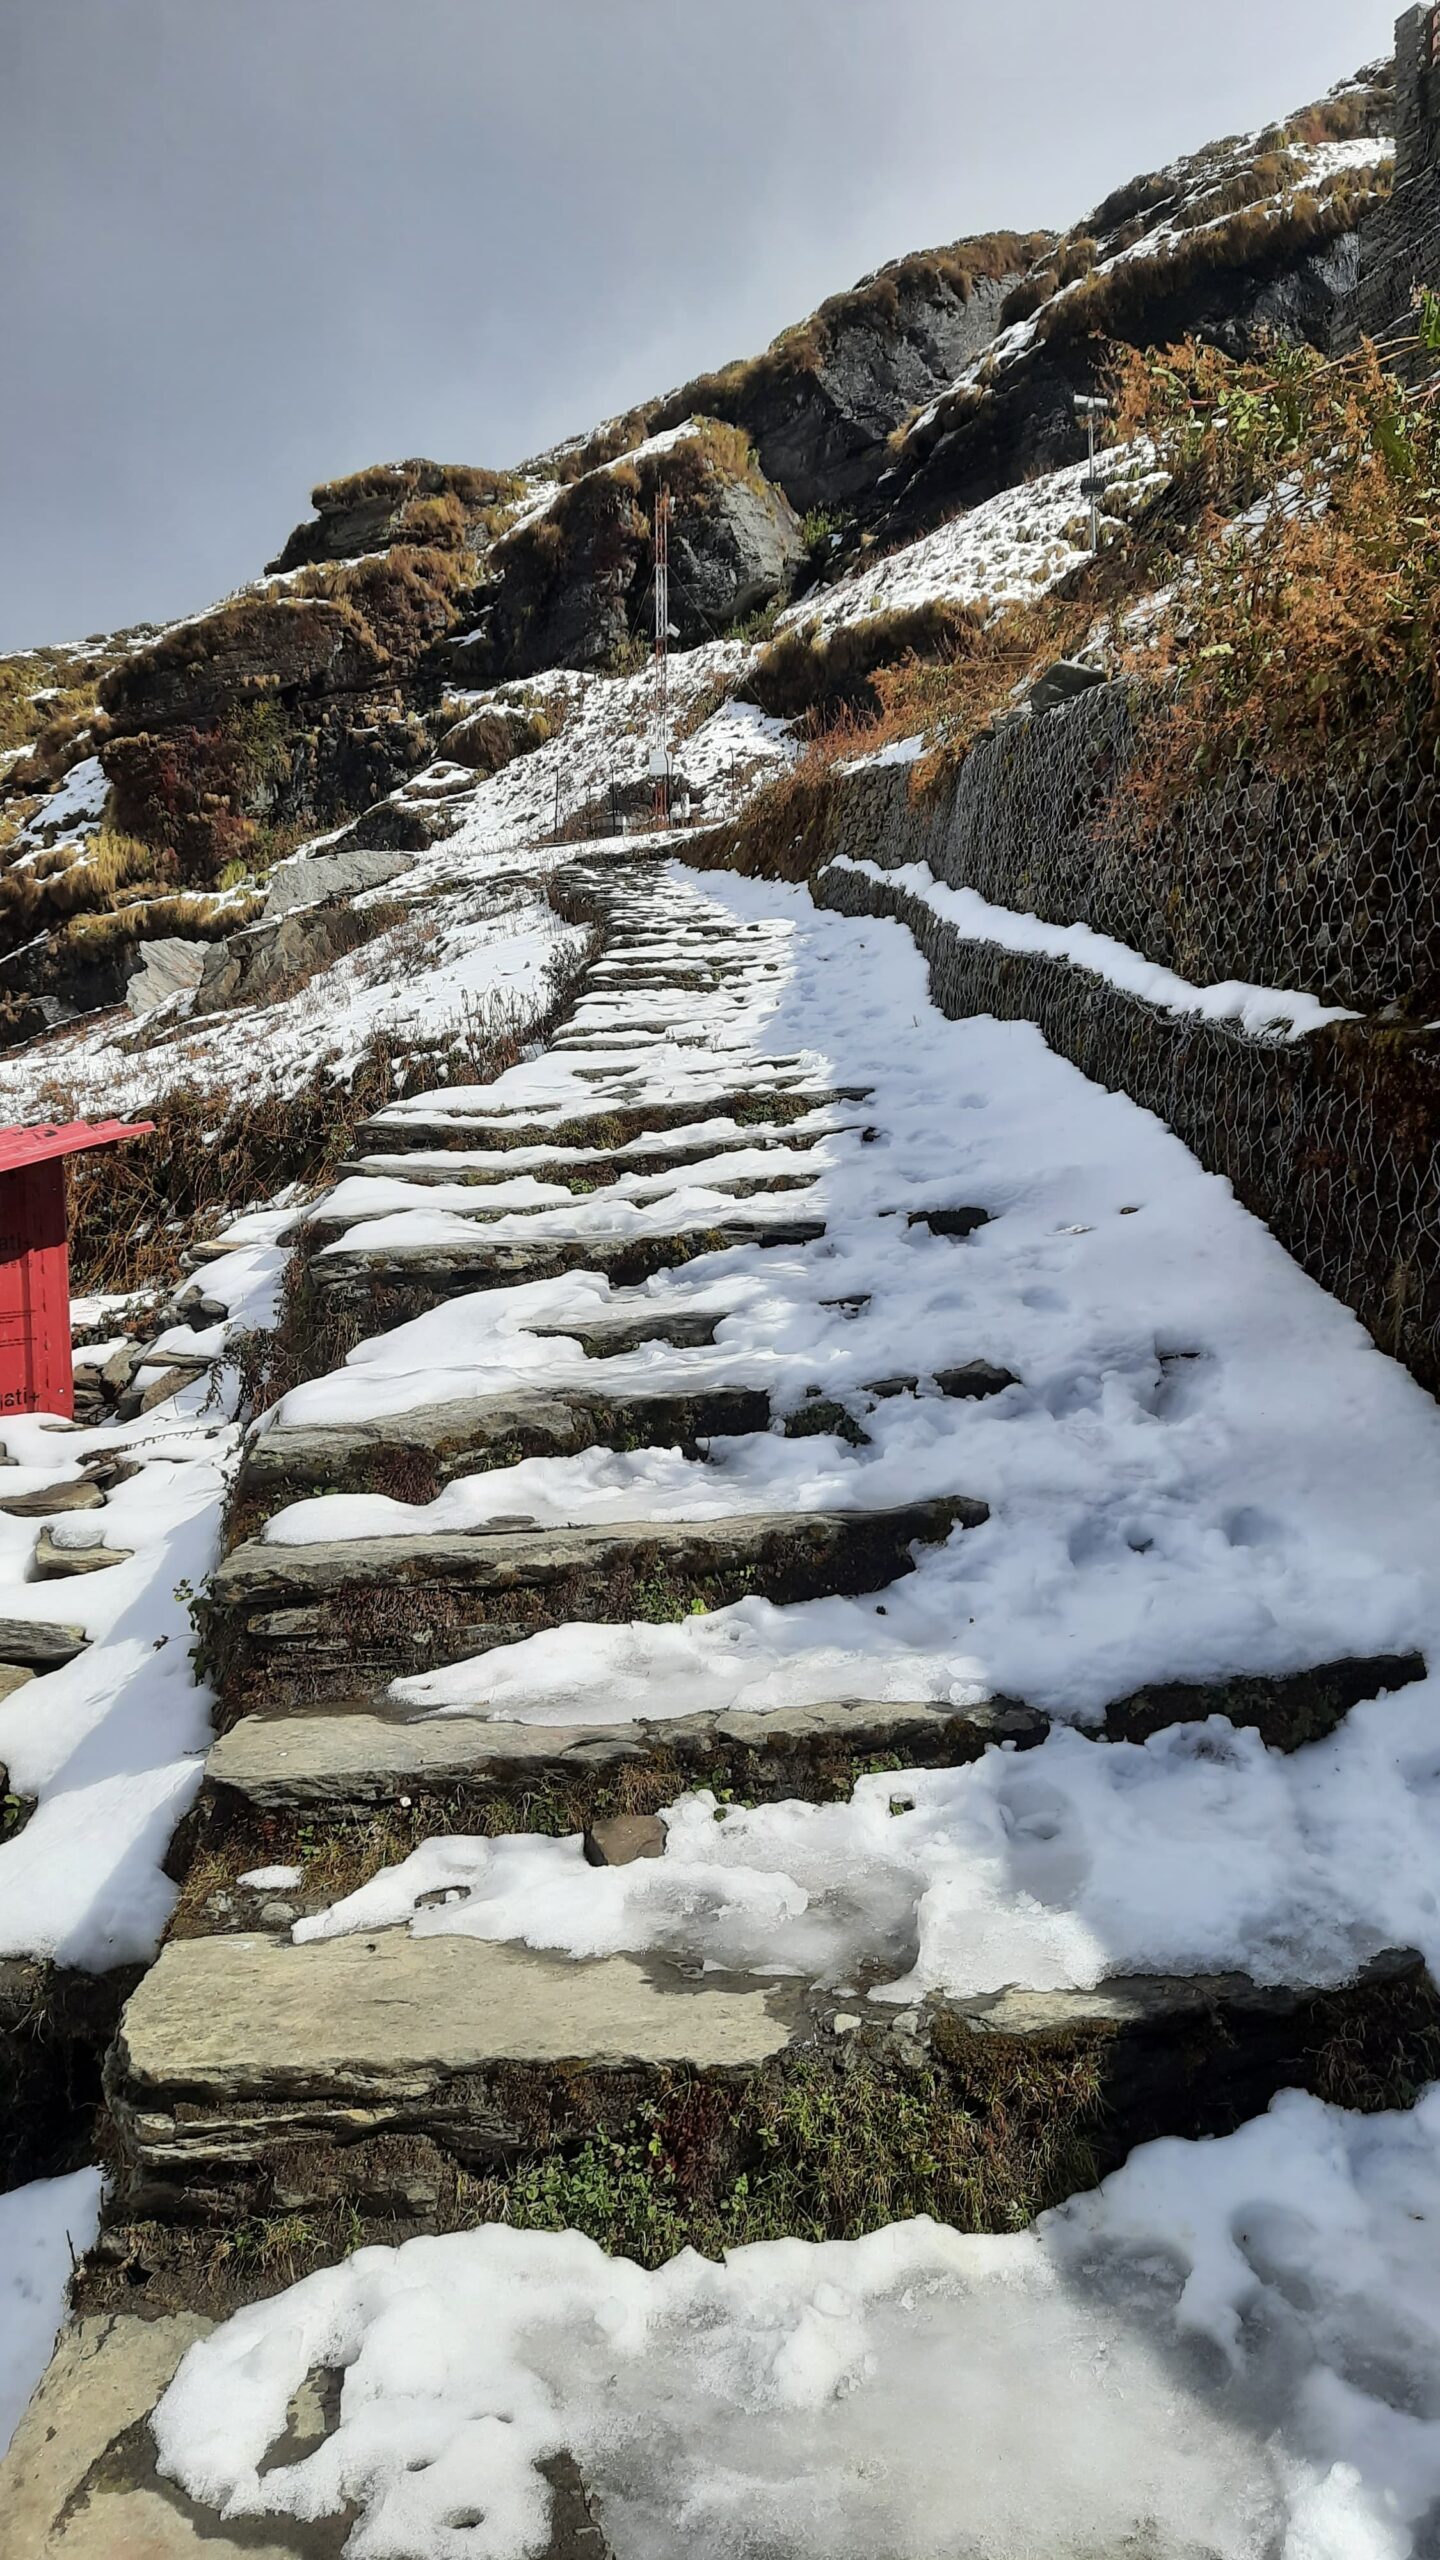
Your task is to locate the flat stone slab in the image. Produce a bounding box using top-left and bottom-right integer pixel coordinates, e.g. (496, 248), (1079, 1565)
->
(207, 1696), (1048, 1809)
(241, 1384), (778, 1500)
(341, 1123), (849, 1188)
(358, 1085), (871, 1154)
(207, 1646), (1426, 1798)
(107, 1934), (808, 2198)
(528, 1305), (727, 1355)
(210, 1500), (984, 1715)
(0, 1615), (89, 1669)
(310, 1215), (828, 1302)
(301, 1176), (819, 1252)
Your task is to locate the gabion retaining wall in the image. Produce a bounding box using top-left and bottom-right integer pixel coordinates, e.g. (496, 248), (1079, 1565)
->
(843, 684), (1440, 1017)
(816, 857), (1440, 1398)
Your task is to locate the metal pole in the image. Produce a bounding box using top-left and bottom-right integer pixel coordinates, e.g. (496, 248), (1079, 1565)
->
(652, 485), (670, 826)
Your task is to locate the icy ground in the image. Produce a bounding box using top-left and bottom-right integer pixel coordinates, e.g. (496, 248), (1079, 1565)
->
(777, 447), (1161, 642)
(151, 2086), (1440, 2560)
(0, 2171), (101, 2457)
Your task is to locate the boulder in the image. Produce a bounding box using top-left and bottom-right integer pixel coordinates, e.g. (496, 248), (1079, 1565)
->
(480, 422), (806, 677)
(99, 595), (388, 734)
(262, 846), (412, 919)
(191, 894), (398, 1017)
(266, 456), (521, 573)
(123, 936), (208, 1017)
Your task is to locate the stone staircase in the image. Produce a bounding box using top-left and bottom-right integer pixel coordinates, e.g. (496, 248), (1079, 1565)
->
(5, 852), (1435, 2555)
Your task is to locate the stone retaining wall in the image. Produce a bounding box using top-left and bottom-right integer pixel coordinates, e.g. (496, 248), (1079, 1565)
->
(815, 858), (1440, 1397)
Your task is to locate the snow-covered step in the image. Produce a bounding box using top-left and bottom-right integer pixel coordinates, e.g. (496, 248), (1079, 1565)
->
(240, 1383), (776, 1503)
(238, 1369), (1018, 1505)
(357, 1083), (871, 1154)
(340, 1118), (856, 1188)
(298, 1166), (824, 1253)
(307, 1210), (829, 1322)
(207, 1499), (985, 1718)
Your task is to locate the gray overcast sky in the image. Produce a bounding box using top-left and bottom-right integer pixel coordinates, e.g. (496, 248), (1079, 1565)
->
(0, 0), (1401, 651)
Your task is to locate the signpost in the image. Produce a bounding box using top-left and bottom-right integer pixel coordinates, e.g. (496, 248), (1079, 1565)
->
(0, 1120), (154, 1419)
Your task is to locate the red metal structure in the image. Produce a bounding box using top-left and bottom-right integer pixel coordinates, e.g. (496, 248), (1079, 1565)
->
(0, 1120), (153, 1419)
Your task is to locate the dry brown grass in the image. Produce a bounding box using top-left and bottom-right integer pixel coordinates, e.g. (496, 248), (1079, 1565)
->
(1107, 329), (1440, 813)
(309, 460), (521, 515)
(743, 601), (985, 722)
(1037, 167), (1390, 349)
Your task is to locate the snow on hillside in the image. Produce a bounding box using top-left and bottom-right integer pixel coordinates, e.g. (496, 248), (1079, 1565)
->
(0, 877), (585, 1117)
(781, 448), (1161, 639)
(435, 640), (794, 851)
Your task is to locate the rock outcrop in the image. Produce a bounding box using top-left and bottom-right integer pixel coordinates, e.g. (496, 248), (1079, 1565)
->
(265, 456), (524, 573)
(473, 421), (805, 677)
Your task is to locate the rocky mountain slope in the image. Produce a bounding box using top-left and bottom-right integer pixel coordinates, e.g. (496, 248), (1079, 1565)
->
(6, 29), (1440, 2560)
(0, 56), (1393, 1046)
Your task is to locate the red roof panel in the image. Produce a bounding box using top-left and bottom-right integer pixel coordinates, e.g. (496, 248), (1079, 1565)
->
(0, 1119), (155, 1176)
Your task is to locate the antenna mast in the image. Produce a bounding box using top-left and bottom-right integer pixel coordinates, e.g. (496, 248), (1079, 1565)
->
(651, 484), (671, 825)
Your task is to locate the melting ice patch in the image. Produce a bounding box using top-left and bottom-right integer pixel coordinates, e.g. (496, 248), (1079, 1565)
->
(151, 2088), (1440, 2560)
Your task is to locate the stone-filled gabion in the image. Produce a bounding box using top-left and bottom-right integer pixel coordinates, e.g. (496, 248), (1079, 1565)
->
(854, 681), (1440, 1018)
(816, 860), (1440, 1399)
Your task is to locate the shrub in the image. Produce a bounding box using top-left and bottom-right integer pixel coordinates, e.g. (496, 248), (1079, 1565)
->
(1108, 327), (1440, 811)
(743, 600), (985, 721)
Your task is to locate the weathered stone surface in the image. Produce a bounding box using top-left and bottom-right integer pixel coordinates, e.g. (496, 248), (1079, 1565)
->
(32, 1533), (132, 1580)
(100, 596), (388, 735)
(241, 1383), (777, 1500)
(1101, 1652), (1426, 1753)
(123, 936), (209, 1019)
(357, 1083), (868, 1155)
(0, 1479), (103, 1519)
(1029, 658), (1109, 716)
(263, 846), (412, 918)
(1, 2311), (614, 2557)
(310, 1215), (828, 1319)
(210, 1501), (985, 1714)
(0, 1616), (89, 1668)
(301, 1171), (819, 1252)
(206, 1696), (1043, 1809)
(192, 897), (396, 1018)
(959, 1954), (1418, 2039)
(584, 1814), (667, 1866)
(108, 1933), (807, 2181)
(0, 1663), (34, 1702)
(478, 432), (805, 678)
(340, 1121), (841, 1189)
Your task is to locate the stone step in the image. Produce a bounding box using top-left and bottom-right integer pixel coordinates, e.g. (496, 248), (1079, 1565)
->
(106, 1932), (812, 2210)
(299, 1172), (822, 1253)
(356, 1085), (872, 1154)
(528, 1304), (729, 1357)
(102, 1926), (1434, 2228)
(207, 1498), (984, 1721)
(339, 1122), (856, 1189)
(307, 1215), (829, 1323)
(240, 1384), (776, 1505)
(204, 1694), (1047, 1814)
(201, 1651), (1422, 1824)
(237, 1370), (1016, 1505)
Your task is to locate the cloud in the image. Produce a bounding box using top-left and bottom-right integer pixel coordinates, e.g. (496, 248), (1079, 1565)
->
(0, 0), (1400, 647)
